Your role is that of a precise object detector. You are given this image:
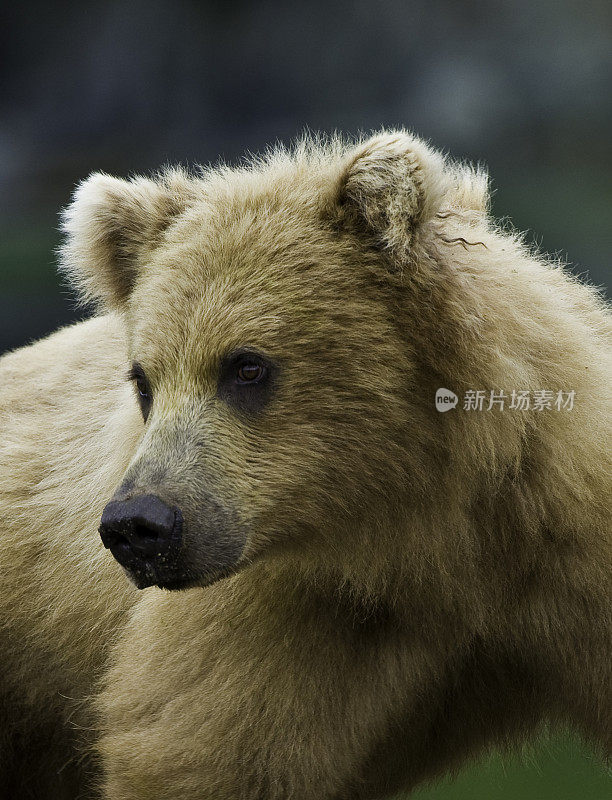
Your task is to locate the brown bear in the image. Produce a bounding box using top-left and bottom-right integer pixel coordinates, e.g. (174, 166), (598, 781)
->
(0, 131), (610, 799)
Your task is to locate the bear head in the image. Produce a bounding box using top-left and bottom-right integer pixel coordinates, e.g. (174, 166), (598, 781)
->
(60, 132), (486, 593)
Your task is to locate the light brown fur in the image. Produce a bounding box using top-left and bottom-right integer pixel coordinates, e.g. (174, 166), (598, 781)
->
(0, 131), (610, 798)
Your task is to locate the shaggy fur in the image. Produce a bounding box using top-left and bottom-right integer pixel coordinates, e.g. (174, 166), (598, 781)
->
(0, 131), (610, 799)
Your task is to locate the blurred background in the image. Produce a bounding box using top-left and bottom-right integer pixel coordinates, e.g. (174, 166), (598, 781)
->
(2, 0), (611, 356)
(1, 1), (610, 796)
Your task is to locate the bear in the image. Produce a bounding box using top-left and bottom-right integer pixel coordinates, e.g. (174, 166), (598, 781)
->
(0, 130), (610, 800)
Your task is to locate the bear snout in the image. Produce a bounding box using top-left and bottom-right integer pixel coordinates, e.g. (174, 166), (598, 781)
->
(99, 494), (183, 588)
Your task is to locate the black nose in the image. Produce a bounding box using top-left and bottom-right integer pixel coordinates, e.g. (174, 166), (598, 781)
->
(99, 494), (182, 572)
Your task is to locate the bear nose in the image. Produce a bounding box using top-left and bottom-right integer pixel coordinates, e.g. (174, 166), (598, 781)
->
(99, 494), (182, 565)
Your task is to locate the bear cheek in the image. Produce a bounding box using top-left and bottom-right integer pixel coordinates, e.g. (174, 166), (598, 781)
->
(178, 498), (248, 588)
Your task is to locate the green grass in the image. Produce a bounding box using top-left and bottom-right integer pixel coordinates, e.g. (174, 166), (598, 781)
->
(399, 735), (610, 800)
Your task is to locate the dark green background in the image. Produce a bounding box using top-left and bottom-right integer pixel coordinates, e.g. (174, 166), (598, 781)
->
(1, 2), (610, 797)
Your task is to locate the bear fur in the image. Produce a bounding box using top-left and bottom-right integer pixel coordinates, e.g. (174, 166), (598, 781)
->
(0, 131), (610, 799)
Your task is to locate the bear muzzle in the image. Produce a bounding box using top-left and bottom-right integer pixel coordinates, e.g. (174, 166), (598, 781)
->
(99, 494), (183, 589)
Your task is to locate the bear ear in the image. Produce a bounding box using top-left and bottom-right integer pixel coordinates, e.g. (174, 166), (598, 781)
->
(334, 131), (449, 260)
(59, 170), (196, 309)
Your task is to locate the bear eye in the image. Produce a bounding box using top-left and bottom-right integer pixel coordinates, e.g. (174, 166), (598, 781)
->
(236, 362), (266, 384)
(136, 377), (149, 399)
(128, 362), (152, 422)
(218, 349), (275, 414)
